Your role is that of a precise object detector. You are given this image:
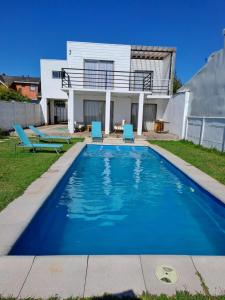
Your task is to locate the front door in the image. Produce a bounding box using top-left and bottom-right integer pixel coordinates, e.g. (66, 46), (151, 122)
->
(131, 103), (157, 131)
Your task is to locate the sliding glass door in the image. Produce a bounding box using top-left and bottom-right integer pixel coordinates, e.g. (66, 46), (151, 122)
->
(131, 103), (157, 131)
(131, 103), (139, 130)
(83, 100), (114, 131)
(143, 104), (157, 131)
(84, 60), (114, 89)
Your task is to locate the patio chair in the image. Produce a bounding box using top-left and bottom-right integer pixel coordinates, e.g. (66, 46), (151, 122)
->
(74, 121), (85, 132)
(114, 119), (126, 133)
(13, 124), (63, 154)
(123, 124), (134, 143)
(91, 121), (103, 142)
(29, 125), (71, 144)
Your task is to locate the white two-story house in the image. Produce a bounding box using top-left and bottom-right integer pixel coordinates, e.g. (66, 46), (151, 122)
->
(40, 41), (176, 135)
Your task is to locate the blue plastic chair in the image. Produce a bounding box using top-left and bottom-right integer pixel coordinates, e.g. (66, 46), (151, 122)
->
(123, 124), (134, 143)
(91, 121), (103, 142)
(13, 124), (63, 154)
(29, 125), (71, 144)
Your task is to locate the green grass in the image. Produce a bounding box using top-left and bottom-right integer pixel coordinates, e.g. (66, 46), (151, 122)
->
(0, 137), (84, 211)
(0, 291), (225, 300)
(149, 140), (225, 185)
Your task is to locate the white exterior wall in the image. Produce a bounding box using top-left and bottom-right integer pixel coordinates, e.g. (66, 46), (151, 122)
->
(73, 93), (132, 123)
(39, 41), (175, 129)
(72, 93), (168, 126)
(0, 101), (44, 131)
(162, 54), (171, 79)
(179, 34), (225, 150)
(67, 42), (131, 72)
(180, 48), (225, 117)
(163, 92), (188, 138)
(40, 59), (68, 99)
(131, 54), (172, 94)
(131, 59), (164, 79)
(113, 97), (132, 123)
(72, 93), (107, 122)
(67, 42), (131, 91)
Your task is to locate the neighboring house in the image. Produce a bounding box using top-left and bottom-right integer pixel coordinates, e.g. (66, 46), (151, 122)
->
(40, 41), (176, 134)
(167, 29), (225, 151)
(0, 74), (40, 101)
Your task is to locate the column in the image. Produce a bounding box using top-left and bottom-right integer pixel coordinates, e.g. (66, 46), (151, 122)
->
(199, 117), (205, 145)
(137, 92), (144, 136)
(40, 98), (48, 124)
(182, 91), (190, 139)
(50, 100), (55, 124)
(105, 91), (111, 135)
(68, 89), (74, 134)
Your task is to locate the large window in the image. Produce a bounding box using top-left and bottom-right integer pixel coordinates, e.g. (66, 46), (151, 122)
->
(84, 60), (114, 89)
(83, 100), (114, 130)
(83, 100), (106, 126)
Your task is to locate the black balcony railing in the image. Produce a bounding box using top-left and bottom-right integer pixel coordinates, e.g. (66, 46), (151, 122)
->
(61, 68), (170, 94)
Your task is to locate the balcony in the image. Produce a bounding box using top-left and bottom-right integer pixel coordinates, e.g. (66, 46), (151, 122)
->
(61, 68), (171, 95)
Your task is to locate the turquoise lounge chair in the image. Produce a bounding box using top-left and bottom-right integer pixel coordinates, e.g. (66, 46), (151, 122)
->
(13, 124), (63, 154)
(29, 125), (71, 144)
(123, 124), (134, 143)
(91, 121), (103, 142)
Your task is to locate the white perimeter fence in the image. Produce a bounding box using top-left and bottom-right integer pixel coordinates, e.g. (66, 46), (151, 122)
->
(0, 100), (44, 131)
(186, 116), (225, 152)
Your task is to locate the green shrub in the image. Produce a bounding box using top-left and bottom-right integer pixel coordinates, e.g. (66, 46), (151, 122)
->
(0, 86), (29, 102)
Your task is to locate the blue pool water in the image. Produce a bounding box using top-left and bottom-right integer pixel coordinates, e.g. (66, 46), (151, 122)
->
(10, 145), (225, 255)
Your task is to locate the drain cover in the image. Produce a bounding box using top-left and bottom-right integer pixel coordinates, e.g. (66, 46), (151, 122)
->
(155, 265), (178, 284)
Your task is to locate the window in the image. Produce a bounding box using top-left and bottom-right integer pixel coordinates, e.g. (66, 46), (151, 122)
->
(133, 71), (153, 91)
(30, 85), (36, 91)
(52, 71), (63, 79)
(84, 60), (114, 89)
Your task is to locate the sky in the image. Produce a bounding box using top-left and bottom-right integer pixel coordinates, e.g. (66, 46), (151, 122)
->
(0, 0), (225, 83)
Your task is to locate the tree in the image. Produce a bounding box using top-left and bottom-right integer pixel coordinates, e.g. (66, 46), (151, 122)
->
(0, 86), (29, 102)
(173, 73), (182, 94)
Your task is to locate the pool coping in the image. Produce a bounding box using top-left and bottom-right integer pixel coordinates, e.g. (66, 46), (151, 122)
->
(1, 140), (225, 297)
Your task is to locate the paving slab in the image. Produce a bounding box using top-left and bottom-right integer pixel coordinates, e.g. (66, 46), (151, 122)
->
(84, 255), (146, 297)
(192, 256), (225, 295)
(19, 256), (87, 299)
(141, 255), (202, 295)
(0, 256), (34, 297)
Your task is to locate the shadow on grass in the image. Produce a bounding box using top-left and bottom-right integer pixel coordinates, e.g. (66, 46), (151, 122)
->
(1, 291), (224, 300)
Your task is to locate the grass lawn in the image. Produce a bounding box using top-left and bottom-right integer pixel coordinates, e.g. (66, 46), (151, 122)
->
(149, 140), (225, 185)
(0, 292), (225, 300)
(0, 136), (84, 211)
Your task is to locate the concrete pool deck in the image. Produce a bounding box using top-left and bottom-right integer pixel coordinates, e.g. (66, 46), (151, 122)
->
(0, 139), (225, 297)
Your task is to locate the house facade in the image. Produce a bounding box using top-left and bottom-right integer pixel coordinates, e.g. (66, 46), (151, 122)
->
(0, 75), (40, 100)
(40, 41), (176, 134)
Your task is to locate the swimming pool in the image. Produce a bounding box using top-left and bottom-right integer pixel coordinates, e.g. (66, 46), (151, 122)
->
(10, 144), (225, 255)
